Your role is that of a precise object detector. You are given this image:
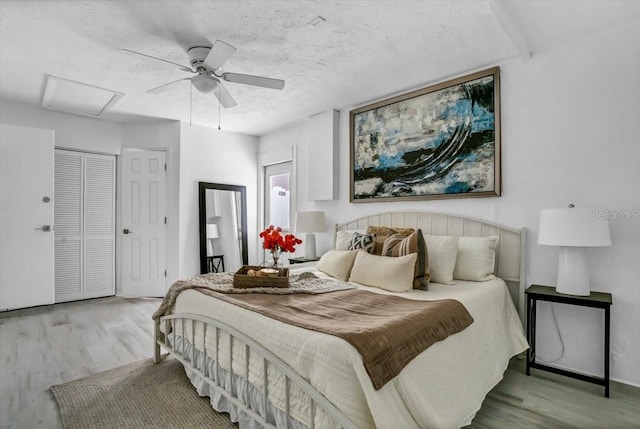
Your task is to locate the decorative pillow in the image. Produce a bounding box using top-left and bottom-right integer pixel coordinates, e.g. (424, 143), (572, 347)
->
(347, 232), (375, 253)
(366, 226), (415, 255)
(335, 229), (366, 250)
(317, 250), (358, 281)
(349, 251), (417, 292)
(381, 229), (429, 289)
(453, 236), (499, 281)
(423, 235), (459, 284)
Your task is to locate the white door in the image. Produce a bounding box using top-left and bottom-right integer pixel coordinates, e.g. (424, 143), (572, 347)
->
(0, 124), (55, 310)
(121, 149), (167, 297)
(83, 153), (115, 298)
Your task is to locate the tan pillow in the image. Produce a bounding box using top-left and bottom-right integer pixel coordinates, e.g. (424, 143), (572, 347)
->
(349, 251), (417, 292)
(453, 236), (499, 281)
(381, 229), (429, 289)
(366, 226), (415, 255)
(424, 235), (459, 284)
(317, 250), (358, 281)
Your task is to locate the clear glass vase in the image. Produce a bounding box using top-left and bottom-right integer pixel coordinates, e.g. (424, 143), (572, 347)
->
(270, 248), (283, 269)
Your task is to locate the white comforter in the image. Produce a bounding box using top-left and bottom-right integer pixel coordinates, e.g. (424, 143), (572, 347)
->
(170, 266), (528, 429)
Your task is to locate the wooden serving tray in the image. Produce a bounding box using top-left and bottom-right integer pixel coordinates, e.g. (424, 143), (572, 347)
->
(233, 265), (290, 288)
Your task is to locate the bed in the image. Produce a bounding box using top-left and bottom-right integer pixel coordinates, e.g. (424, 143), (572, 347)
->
(153, 211), (529, 429)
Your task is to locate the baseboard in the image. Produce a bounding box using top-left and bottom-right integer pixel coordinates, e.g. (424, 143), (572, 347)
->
(538, 361), (640, 389)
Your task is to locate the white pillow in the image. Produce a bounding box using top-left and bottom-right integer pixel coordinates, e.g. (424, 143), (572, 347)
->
(454, 236), (499, 281)
(424, 235), (459, 284)
(349, 250), (417, 292)
(317, 250), (358, 281)
(335, 229), (366, 250)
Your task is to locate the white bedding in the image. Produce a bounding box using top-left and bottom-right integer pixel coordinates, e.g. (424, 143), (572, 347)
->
(169, 265), (528, 429)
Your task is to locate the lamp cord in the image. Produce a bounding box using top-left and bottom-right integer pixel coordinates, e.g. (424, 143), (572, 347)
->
(535, 303), (566, 363)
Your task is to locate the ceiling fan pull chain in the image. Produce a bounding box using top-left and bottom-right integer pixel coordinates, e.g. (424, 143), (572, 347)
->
(218, 96), (221, 130)
(190, 83), (193, 126)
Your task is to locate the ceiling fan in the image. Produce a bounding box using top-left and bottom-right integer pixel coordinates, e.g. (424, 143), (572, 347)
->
(121, 40), (285, 108)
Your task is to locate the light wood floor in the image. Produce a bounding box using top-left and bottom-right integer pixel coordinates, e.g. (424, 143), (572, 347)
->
(1, 297), (638, 429)
(0, 296), (161, 429)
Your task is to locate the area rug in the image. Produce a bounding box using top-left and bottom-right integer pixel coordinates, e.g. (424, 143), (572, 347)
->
(51, 357), (237, 429)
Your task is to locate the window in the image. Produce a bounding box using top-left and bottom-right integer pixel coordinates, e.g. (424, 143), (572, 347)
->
(264, 162), (293, 230)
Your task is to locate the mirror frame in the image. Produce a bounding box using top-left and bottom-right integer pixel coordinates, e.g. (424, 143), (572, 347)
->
(198, 182), (248, 274)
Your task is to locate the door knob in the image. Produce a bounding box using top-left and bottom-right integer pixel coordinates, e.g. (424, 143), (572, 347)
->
(123, 228), (133, 234)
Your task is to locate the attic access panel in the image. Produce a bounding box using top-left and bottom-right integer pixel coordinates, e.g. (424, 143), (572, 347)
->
(42, 75), (124, 118)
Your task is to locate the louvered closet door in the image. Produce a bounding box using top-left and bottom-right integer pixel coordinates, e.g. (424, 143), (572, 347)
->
(54, 150), (83, 302)
(54, 150), (115, 302)
(83, 153), (115, 298)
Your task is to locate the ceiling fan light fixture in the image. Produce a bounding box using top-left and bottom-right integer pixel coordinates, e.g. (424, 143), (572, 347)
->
(192, 75), (219, 93)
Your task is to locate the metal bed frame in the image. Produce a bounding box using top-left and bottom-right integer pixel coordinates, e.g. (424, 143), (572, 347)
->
(154, 313), (358, 429)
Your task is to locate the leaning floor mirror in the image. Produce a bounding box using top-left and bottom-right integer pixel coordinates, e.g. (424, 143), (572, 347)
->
(199, 182), (248, 274)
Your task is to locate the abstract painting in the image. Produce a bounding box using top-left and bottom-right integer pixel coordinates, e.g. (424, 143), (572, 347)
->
(350, 67), (501, 202)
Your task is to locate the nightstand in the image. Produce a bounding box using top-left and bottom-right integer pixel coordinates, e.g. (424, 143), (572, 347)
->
(525, 284), (612, 397)
(288, 256), (320, 265)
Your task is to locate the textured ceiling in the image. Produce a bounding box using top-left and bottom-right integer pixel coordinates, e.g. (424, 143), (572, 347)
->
(1, 0), (638, 136)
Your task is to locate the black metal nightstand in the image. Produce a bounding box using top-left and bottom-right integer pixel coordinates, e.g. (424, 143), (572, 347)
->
(525, 284), (612, 397)
(288, 256), (320, 265)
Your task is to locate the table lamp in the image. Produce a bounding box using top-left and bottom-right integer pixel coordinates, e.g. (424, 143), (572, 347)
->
(295, 211), (326, 259)
(538, 205), (611, 296)
(206, 223), (219, 257)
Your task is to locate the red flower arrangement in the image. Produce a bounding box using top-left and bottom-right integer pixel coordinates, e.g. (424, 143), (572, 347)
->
(259, 225), (302, 253)
(259, 225), (302, 268)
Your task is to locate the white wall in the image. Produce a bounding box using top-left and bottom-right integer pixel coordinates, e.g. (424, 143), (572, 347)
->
(179, 123), (259, 278)
(0, 100), (123, 154)
(259, 21), (640, 386)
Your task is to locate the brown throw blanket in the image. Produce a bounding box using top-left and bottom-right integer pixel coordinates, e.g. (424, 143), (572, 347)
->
(155, 275), (473, 390)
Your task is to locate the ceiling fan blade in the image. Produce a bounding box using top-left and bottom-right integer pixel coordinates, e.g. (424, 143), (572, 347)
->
(204, 40), (237, 71)
(146, 78), (191, 94)
(120, 48), (192, 72)
(222, 72), (285, 90)
(213, 82), (237, 108)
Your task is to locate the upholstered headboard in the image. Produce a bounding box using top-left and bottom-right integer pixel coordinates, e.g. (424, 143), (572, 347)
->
(336, 211), (526, 321)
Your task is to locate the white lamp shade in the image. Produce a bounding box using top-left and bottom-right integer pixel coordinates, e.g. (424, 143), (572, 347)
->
(538, 208), (611, 247)
(295, 211), (326, 233)
(206, 223), (219, 239)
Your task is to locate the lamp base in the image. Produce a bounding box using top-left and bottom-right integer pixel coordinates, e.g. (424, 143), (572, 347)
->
(304, 233), (317, 259)
(556, 247), (590, 296)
